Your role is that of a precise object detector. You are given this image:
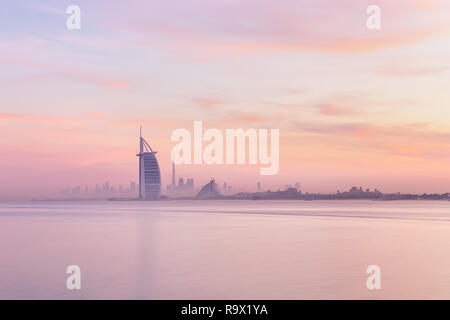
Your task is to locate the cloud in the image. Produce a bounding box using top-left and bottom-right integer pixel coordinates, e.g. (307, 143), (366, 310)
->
(292, 121), (450, 158)
(376, 65), (449, 77)
(86, 112), (106, 119)
(189, 97), (226, 110)
(219, 111), (284, 125)
(115, 118), (182, 129)
(124, 0), (450, 54)
(318, 104), (363, 117)
(0, 52), (129, 89)
(0, 113), (82, 125)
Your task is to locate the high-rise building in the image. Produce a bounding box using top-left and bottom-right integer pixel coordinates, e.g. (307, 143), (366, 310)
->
(171, 161), (176, 187)
(136, 128), (161, 199)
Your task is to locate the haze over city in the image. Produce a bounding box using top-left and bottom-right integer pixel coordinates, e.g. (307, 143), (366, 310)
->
(3, 0), (450, 304)
(1, 0), (450, 200)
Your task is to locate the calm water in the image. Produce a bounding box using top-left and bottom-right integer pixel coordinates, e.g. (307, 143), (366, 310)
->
(1, 200), (450, 299)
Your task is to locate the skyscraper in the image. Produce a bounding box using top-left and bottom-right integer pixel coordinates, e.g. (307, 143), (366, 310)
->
(136, 127), (161, 199)
(171, 161), (176, 187)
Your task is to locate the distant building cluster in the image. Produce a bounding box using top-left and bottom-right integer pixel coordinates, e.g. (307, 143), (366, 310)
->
(60, 181), (137, 199)
(165, 162), (195, 197)
(219, 182), (233, 195)
(233, 185), (302, 200)
(232, 185), (449, 201)
(335, 186), (382, 199)
(234, 185), (382, 200)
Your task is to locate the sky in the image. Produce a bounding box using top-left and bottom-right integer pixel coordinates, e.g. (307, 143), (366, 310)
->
(1, 0), (450, 199)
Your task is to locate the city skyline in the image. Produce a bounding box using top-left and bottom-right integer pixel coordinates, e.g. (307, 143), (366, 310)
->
(1, 121), (450, 200)
(1, 1), (450, 199)
(55, 178), (450, 201)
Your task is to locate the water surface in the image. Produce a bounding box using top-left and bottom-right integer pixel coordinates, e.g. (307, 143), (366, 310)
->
(1, 200), (450, 299)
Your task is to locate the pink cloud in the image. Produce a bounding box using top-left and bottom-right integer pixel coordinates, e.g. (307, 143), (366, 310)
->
(86, 112), (106, 119)
(318, 105), (363, 117)
(376, 65), (449, 77)
(218, 111), (284, 125)
(115, 118), (183, 129)
(293, 121), (450, 158)
(190, 97), (226, 110)
(125, 0), (450, 54)
(0, 52), (129, 89)
(0, 113), (82, 125)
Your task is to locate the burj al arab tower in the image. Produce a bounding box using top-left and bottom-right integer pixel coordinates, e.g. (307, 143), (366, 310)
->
(136, 128), (161, 199)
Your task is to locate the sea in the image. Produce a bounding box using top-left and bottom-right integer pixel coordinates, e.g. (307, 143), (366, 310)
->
(1, 199), (450, 299)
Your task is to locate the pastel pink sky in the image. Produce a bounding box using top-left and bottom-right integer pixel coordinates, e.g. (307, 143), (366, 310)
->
(1, 0), (450, 199)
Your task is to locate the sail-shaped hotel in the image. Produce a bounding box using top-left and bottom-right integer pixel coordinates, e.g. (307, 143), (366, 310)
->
(136, 128), (161, 199)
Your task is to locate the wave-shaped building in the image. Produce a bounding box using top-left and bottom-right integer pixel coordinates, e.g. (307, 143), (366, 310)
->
(136, 129), (161, 199)
(196, 178), (222, 199)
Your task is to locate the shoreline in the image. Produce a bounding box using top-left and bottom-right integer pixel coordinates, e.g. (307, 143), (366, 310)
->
(26, 197), (450, 202)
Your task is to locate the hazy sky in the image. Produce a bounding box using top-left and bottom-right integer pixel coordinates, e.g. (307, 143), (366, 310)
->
(1, 0), (450, 199)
